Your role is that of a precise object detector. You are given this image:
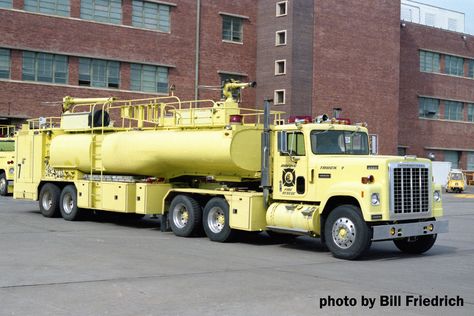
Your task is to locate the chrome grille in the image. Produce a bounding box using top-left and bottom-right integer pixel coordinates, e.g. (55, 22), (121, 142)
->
(390, 163), (431, 218)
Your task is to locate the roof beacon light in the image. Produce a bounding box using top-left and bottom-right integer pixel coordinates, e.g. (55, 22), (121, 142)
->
(288, 116), (312, 124)
(229, 115), (243, 124)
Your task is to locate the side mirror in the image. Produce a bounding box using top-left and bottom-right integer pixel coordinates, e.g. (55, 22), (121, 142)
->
(277, 131), (288, 154)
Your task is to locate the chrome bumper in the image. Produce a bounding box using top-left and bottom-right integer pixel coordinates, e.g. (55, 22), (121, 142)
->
(372, 220), (448, 241)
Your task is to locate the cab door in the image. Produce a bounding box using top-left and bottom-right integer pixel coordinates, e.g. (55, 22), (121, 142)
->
(272, 130), (309, 201)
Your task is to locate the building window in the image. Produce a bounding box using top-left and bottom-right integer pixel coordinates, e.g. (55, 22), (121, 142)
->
(444, 55), (464, 76)
(275, 60), (286, 75)
(24, 0), (70, 17)
(468, 104), (474, 122)
(444, 101), (463, 121)
(132, 1), (170, 32)
(419, 51), (440, 73)
(467, 152), (474, 170)
(81, 0), (122, 24)
(418, 97), (439, 119)
(0, 48), (10, 79)
(0, 0), (12, 8)
(222, 15), (243, 43)
(22, 51), (68, 84)
(274, 89), (285, 105)
(444, 151), (459, 169)
(275, 30), (287, 46)
(130, 64), (168, 93)
(468, 60), (474, 78)
(79, 58), (119, 88)
(425, 12), (435, 27)
(276, 1), (287, 17)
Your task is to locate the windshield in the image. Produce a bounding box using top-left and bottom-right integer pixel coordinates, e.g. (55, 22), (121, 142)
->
(311, 130), (369, 155)
(0, 140), (14, 152)
(450, 173), (463, 180)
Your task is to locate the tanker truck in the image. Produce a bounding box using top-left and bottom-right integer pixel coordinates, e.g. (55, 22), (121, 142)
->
(13, 81), (447, 259)
(0, 125), (15, 196)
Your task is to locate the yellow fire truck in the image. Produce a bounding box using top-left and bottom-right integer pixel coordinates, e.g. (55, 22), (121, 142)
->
(13, 82), (447, 259)
(0, 125), (15, 196)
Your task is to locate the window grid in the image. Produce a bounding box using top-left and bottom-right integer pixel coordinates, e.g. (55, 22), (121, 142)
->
(222, 15), (243, 43)
(444, 101), (463, 121)
(418, 97), (439, 119)
(0, 48), (10, 79)
(132, 1), (170, 32)
(444, 151), (459, 169)
(467, 152), (474, 171)
(419, 51), (440, 73)
(0, 0), (12, 8)
(468, 104), (474, 122)
(81, 0), (122, 24)
(22, 51), (68, 84)
(469, 60), (474, 78)
(130, 64), (168, 93)
(444, 55), (464, 76)
(24, 0), (70, 17)
(79, 58), (119, 88)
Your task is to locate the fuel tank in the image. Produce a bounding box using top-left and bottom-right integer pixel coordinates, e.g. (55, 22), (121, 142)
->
(49, 128), (262, 179)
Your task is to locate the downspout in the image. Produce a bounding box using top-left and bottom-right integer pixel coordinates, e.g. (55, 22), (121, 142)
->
(194, 0), (201, 100)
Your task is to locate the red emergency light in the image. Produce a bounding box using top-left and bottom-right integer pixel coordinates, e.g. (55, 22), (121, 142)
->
(288, 116), (312, 124)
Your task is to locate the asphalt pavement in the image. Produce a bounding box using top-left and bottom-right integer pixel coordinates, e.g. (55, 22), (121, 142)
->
(0, 189), (473, 315)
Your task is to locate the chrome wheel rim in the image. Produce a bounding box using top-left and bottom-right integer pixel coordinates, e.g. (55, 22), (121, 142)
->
(172, 203), (189, 229)
(332, 217), (356, 249)
(41, 191), (53, 210)
(62, 192), (74, 215)
(207, 207), (225, 234)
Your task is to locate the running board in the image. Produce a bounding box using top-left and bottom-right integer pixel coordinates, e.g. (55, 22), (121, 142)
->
(266, 226), (312, 236)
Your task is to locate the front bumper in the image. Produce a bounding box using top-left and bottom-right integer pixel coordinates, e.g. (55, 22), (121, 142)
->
(372, 220), (448, 241)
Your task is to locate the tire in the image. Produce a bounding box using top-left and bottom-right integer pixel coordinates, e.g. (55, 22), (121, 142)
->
(0, 172), (7, 196)
(60, 185), (83, 221)
(393, 234), (437, 254)
(168, 195), (202, 237)
(39, 183), (61, 217)
(203, 197), (235, 242)
(324, 205), (372, 260)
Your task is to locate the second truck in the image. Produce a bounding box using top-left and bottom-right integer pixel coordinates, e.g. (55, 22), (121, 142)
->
(13, 82), (447, 259)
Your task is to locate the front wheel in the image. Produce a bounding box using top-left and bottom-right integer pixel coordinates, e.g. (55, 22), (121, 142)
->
(203, 197), (235, 242)
(324, 205), (372, 260)
(0, 172), (7, 196)
(60, 185), (83, 221)
(393, 234), (437, 254)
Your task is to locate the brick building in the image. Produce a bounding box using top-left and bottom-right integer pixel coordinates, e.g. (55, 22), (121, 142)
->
(1, 0), (474, 168)
(0, 0), (257, 123)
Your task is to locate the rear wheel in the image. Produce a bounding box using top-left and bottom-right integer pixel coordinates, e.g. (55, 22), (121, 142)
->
(0, 172), (7, 196)
(60, 185), (83, 221)
(203, 197), (235, 242)
(393, 235), (437, 254)
(39, 183), (61, 217)
(324, 205), (371, 260)
(169, 195), (202, 237)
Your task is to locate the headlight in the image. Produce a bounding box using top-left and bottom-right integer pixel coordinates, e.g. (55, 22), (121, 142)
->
(433, 190), (441, 202)
(8, 167), (14, 174)
(371, 193), (380, 206)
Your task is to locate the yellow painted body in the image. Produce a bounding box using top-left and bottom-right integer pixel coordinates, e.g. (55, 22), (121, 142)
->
(50, 128), (262, 180)
(12, 87), (443, 237)
(0, 125), (16, 194)
(446, 170), (466, 193)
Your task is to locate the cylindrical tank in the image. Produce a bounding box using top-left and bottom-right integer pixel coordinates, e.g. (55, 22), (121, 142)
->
(49, 128), (262, 179)
(266, 203), (318, 232)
